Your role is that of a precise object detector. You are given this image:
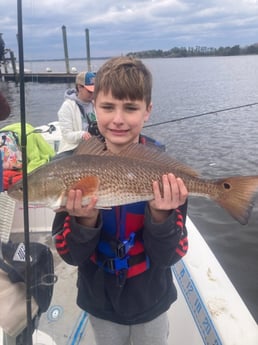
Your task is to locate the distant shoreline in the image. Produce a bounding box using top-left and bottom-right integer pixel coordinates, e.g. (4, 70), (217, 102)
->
(126, 43), (258, 59)
(24, 43), (258, 62)
(25, 52), (258, 63)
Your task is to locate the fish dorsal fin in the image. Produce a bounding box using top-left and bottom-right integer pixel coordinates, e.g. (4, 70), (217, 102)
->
(118, 142), (200, 178)
(74, 137), (111, 156)
(74, 136), (199, 178)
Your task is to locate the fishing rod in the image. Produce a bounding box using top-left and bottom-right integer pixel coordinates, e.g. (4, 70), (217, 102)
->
(17, 0), (33, 344)
(143, 102), (258, 128)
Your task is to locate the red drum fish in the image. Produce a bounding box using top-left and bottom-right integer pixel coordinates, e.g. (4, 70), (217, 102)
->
(8, 137), (258, 225)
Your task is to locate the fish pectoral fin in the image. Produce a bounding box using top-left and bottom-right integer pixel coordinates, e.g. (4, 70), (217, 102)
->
(48, 193), (67, 210)
(71, 176), (99, 197)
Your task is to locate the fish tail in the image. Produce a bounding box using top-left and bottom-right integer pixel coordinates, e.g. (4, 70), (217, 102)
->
(214, 176), (258, 225)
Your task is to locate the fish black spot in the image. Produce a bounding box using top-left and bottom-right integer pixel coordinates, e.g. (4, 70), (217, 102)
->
(223, 182), (231, 190)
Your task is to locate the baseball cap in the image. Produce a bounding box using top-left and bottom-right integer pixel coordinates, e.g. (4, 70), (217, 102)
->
(76, 71), (96, 92)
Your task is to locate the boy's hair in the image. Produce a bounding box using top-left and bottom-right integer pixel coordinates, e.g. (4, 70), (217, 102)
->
(94, 57), (152, 107)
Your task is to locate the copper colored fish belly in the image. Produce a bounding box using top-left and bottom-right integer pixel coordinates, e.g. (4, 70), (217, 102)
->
(8, 137), (258, 225)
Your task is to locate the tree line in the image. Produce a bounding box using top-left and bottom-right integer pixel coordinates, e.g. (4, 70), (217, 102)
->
(127, 43), (258, 58)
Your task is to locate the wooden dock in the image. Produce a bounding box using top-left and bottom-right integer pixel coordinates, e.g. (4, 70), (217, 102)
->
(0, 72), (77, 83)
(0, 26), (93, 84)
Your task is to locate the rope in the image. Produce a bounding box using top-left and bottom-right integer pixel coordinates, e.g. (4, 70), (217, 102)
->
(144, 102), (258, 128)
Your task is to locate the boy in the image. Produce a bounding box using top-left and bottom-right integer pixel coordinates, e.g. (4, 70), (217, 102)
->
(52, 56), (188, 345)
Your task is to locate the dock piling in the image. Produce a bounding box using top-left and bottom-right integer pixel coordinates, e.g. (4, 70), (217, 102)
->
(85, 28), (91, 72)
(62, 25), (70, 74)
(10, 50), (18, 82)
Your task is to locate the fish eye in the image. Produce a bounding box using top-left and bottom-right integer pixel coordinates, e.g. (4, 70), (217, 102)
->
(223, 182), (231, 190)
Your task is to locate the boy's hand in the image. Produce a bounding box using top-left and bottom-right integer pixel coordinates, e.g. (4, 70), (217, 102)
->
(56, 189), (99, 227)
(148, 173), (188, 223)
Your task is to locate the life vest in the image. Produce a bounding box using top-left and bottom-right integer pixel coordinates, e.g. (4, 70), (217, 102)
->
(3, 169), (22, 191)
(90, 202), (150, 286)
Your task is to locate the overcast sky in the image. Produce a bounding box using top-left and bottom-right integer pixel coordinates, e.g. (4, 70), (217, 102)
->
(1, 0), (258, 60)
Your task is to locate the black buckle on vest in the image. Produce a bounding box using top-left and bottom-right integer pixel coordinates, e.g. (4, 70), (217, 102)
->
(105, 258), (115, 272)
(116, 233), (136, 258)
(103, 252), (147, 274)
(116, 242), (126, 258)
(95, 252), (149, 286)
(104, 256), (130, 273)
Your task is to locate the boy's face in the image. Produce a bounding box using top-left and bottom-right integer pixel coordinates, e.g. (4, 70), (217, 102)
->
(95, 91), (152, 153)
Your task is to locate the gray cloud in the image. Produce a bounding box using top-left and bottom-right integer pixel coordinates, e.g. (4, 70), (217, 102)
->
(0, 0), (257, 59)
